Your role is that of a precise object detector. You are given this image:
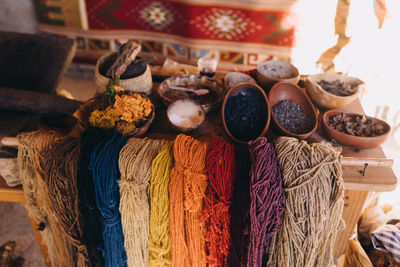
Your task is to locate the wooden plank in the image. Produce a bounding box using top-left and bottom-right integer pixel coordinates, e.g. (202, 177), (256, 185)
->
(0, 175), (24, 203)
(333, 190), (370, 258)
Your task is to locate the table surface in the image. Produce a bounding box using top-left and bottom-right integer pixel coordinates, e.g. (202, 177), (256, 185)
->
(0, 75), (397, 200)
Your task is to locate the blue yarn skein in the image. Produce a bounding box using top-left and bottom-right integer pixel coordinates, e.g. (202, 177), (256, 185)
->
(89, 133), (128, 267)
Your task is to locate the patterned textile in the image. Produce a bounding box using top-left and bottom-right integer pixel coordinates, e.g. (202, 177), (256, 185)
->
(33, 0), (299, 67)
(371, 223), (400, 262)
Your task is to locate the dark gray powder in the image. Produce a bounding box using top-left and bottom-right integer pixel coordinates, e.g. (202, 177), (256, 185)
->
(272, 100), (313, 134)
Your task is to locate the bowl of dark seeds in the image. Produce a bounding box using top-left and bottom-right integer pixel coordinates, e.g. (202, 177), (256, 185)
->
(222, 83), (270, 143)
(269, 82), (318, 139)
(305, 73), (364, 109)
(322, 110), (391, 149)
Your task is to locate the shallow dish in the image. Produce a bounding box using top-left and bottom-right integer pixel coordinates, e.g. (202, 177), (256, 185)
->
(256, 60), (300, 90)
(158, 74), (224, 113)
(167, 99), (205, 132)
(322, 110), (391, 149)
(269, 82), (318, 139)
(222, 83), (270, 143)
(305, 73), (364, 109)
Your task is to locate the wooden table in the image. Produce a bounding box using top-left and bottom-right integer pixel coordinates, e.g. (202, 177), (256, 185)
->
(0, 84), (396, 265)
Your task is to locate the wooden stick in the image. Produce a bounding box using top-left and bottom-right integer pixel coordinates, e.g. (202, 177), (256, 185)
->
(106, 40), (141, 77)
(341, 156), (393, 167)
(0, 87), (81, 114)
(1, 137), (18, 147)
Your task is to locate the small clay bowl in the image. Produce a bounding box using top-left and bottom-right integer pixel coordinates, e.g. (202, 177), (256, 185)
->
(159, 74), (224, 113)
(256, 60), (300, 90)
(224, 72), (257, 90)
(322, 110), (391, 149)
(269, 82), (318, 139)
(222, 83), (270, 143)
(94, 52), (153, 94)
(305, 73), (364, 109)
(167, 99), (205, 132)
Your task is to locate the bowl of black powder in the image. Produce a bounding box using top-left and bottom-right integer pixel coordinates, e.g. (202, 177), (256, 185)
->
(222, 83), (270, 143)
(269, 82), (318, 139)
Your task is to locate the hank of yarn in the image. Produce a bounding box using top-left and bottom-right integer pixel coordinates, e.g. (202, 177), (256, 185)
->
(118, 137), (165, 267)
(89, 133), (128, 267)
(202, 137), (235, 267)
(169, 134), (208, 267)
(41, 136), (90, 267)
(17, 131), (61, 267)
(247, 137), (286, 267)
(149, 141), (174, 267)
(228, 144), (252, 267)
(77, 127), (114, 267)
(267, 137), (344, 267)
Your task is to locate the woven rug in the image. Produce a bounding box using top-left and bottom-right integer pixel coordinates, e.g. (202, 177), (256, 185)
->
(34, 0), (299, 67)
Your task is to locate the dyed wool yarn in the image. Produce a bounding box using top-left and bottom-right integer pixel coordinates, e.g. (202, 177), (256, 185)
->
(202, 137), (235, 267)
(118, 137), (165, 267)
(267, 137), (344, 267)
(228, 144), (252, 267)
(41, 136), (90, 267)
(149, 141), (174, 267)
(77, 127), (114, 267)
(89, 133), (128, 267)
(247, 137), (286, 267)
(17, 131), (61, 267)
(169, 134), (208, 267)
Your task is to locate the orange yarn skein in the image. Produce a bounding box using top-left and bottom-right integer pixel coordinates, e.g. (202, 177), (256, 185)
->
(169, 134), (208, 267)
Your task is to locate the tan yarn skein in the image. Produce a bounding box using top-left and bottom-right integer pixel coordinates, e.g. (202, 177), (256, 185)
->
(119, 137), (165, 267)
(17, 131), (62, 267)
(149, 141), (174, 267)
(40, 136), (90, 267)
(267, 137), (344, 267)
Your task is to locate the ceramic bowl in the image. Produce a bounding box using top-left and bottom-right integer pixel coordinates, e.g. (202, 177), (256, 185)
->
(167, 99), (205, 132)
(256, 60), (300, 90)
(322, 110), (391, 149)
(158, 74), (224, 113)
(268, 82), (318, 139)
(224, 72), (257, 90)
(305, 73), (364, 109)
(94, 52), (153, 94)
(222, 83), (270, 143)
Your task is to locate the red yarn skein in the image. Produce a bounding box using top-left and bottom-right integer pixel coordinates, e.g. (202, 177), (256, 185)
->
(203, 137), (236, 267)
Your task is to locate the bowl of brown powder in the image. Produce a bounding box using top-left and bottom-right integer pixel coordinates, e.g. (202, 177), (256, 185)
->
(305, 73), (364, 109)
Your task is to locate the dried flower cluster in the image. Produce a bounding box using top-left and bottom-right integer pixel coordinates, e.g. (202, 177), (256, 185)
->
(89, 89), (152, 134)
(328, 113), (387, 137)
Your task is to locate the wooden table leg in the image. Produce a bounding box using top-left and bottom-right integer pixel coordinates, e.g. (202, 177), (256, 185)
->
(24, 208), (52, 267)
(333, 190), (371, 257)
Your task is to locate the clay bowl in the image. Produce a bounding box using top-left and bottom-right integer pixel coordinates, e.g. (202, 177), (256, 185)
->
(268, 82), (318, 139)
(256, 60), (300, 91)
(322, 110), (391, 149)
(222, 83), (270, 143)
(224, 72), (257, 90)
(95, 52), (153, 95)
(305, 73), (364, 109)
(158, 74), (224, 113)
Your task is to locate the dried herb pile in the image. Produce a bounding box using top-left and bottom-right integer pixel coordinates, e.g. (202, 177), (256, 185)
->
(317, 80), (355, 96)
